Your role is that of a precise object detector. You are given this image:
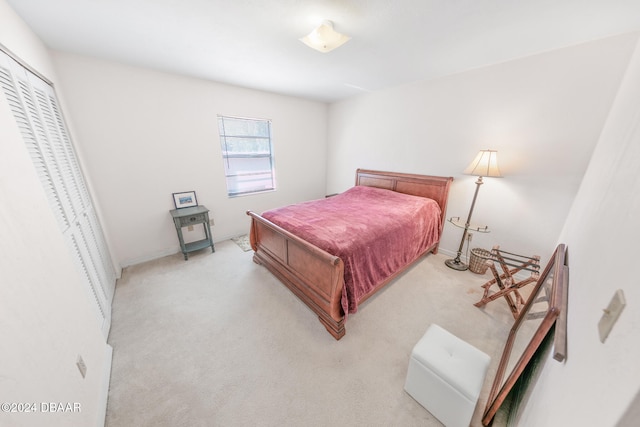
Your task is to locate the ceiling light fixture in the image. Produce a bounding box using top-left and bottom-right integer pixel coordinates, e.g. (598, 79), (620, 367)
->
(300, 20), (350, 53)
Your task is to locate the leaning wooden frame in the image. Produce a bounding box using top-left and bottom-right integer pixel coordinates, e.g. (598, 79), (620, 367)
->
(482, 243), (569, 425)
(246, 169), (453, 340)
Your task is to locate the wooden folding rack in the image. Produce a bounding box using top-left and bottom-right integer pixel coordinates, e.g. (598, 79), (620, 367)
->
(474, 245), (541, 319)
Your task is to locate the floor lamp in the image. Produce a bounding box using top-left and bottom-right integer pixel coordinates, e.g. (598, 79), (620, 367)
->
(445, 149), (502, 271)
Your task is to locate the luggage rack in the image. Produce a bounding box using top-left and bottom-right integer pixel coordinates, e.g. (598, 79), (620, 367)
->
(473, 245), (541, 319)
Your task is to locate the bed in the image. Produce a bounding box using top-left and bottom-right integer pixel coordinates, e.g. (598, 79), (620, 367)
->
(246, 169), (453, 339)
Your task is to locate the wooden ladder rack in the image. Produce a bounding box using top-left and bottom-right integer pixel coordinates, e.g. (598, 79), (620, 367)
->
(474, 245), (541, 319)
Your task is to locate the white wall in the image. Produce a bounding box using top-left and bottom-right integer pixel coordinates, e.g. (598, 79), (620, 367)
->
(50, 52), (328, 266)
(517, 36), (640, 426)
(0, 1), (111, 426)
(5, 1), (640, 424)
(327, 33), (639, 264)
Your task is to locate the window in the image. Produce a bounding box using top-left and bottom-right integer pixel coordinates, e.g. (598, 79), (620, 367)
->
(218, 115), (276, 196)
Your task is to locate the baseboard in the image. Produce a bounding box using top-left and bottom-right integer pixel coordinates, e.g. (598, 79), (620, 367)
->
(97, 344), (113, 427)
(438, 248), (476, 266)
(438, 248), (459, 260)
(121, 236), (236, 267)
(120, 248), (179, 267)
(438, 247), (532, 282)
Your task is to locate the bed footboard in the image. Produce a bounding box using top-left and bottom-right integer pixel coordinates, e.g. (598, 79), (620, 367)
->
(247, 211), (347, 339)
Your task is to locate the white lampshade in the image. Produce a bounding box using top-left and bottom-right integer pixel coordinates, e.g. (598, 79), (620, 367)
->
(463, 149), (502, 178)
(300, 20), (350, 53)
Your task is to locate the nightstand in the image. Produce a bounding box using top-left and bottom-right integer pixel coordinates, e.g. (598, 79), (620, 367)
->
(170, 205), (215, 260)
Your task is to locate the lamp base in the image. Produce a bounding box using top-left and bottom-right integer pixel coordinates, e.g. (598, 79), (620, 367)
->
(445, 258), (469, 271)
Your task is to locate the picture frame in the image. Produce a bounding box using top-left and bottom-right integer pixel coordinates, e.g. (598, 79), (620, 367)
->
(172, 191), (198, 209)
(481, 243), (568, 425)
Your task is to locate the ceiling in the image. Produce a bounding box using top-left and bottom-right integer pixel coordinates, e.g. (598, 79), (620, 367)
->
(7, 0), (640, 103)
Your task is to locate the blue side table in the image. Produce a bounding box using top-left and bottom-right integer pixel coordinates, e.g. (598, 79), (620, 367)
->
(170, 205), (215, 260)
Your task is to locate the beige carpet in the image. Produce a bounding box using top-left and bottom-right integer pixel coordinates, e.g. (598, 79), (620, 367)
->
(105, 240), (515, 427)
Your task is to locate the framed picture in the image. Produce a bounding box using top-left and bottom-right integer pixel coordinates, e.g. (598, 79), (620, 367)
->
(172, 191), (198, 209)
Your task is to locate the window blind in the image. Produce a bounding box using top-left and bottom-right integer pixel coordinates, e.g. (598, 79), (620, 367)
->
(218, 115), (276, 196)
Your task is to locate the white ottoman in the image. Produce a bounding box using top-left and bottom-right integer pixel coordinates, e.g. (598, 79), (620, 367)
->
(404, 324), (490, 427)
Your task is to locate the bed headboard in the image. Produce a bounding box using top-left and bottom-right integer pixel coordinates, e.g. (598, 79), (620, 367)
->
(355, 168), (454, 233)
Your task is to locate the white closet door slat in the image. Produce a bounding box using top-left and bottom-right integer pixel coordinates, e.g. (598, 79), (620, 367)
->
(68, 232), (108, 323)
(34, 86), (86, 217)
(0, 50), (115, 337)
(48, 90), (93, 209)
(0, 60), (69, 231)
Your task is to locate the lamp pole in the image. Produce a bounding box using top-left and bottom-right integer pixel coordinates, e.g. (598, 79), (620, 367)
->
(445, 176), (484, 270)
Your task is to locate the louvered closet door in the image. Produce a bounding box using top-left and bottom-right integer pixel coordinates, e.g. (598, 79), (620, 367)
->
(0, 51), (115, 338)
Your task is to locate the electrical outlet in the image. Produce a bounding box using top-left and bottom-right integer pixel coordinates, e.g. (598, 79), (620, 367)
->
(187, 225), (194, 232)
(210, 219), (214, 226)
(76, 355), (87, 379)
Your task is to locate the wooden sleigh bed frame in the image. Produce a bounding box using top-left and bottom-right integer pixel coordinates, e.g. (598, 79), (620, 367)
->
(246, 169), (453, 339)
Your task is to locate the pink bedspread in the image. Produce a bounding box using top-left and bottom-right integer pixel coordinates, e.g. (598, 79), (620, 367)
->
(261, 185), (442, 316)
